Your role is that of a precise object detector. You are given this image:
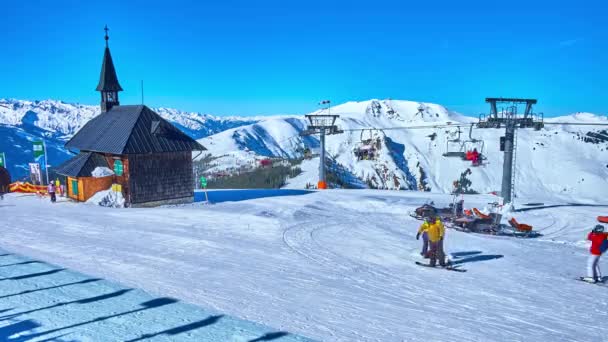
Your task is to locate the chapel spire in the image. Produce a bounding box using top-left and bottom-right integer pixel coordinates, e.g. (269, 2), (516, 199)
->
(96, 25), (123, 112)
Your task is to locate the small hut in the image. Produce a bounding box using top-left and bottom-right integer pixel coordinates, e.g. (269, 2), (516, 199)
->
(55, 152), (113, 202)
(56, 28), (205, 207)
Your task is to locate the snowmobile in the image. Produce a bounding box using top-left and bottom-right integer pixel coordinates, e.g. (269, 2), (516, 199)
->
(410, 199), (464, 222)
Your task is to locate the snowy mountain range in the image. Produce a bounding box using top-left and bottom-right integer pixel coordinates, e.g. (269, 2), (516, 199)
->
(0, 98), (258, 178)
(198, 99), (608, 202)
(2, 97), (607, 203)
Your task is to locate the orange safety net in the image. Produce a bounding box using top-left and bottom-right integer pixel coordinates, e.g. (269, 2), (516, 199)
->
(9, 182), (48, 194)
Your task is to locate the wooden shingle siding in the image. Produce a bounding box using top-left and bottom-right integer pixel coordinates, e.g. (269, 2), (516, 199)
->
(128, 151), (193, 204)
(82, 176), (114, 202)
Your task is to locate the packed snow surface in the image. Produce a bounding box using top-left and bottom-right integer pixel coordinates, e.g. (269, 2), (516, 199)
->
(2, 191), (608, 341)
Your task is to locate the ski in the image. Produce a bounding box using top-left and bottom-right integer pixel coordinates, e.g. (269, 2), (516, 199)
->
(415, 261), (467, 272)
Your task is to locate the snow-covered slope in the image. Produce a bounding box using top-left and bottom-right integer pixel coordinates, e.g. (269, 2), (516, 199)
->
(0, 99), (258, 178)
(2, 190), (608, 341)
(199, 117), (317, 172)
(199, 99), (608, 202)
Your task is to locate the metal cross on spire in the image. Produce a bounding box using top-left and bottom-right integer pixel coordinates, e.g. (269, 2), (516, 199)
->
(104, 25), (109, 47)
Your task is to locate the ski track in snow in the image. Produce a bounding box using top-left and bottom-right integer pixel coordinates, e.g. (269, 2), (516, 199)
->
(1, 191), (608, 341)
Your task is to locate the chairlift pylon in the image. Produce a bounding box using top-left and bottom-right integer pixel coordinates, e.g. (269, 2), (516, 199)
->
(415, 103), (425, 117)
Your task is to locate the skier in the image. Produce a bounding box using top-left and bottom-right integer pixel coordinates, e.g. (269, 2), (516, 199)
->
(582, 225), (608, 283)
(47, 182), (56, 203)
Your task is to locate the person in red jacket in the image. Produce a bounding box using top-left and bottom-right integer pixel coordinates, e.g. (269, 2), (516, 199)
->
(582, 225), (608, 283)
(471, 148), (480, 166)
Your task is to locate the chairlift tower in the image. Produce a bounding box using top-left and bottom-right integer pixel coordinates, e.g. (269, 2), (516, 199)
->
(478, 98), (544, 205)
(415, 103), (425, 118)
(300, 100), (343, 189)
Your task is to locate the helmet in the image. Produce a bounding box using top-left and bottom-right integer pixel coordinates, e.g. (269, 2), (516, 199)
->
(593, 225), (605, 233)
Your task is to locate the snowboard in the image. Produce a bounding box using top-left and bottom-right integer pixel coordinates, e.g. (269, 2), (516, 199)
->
(415, 261), (467, 272)
(577, 277), (607, 286)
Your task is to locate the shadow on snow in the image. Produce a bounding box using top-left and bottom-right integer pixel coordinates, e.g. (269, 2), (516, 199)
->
(0, 252), (305, 341)
(449, 251), (504, 265)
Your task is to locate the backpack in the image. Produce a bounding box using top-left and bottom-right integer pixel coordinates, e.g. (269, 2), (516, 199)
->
(601, 238), (608, 254)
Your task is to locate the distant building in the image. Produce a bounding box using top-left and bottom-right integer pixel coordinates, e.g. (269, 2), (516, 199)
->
(56, 27), (205, 207)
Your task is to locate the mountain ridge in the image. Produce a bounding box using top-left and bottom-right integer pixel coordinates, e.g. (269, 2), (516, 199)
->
(197, 99), (608, 202)
(1, 97), (606, 203)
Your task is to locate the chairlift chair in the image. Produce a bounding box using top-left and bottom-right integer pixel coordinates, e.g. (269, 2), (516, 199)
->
(442, 127), (466, 158)
(353, 129), (383, 160)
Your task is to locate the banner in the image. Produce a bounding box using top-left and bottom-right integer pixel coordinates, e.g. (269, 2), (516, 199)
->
(9, 182), (48, 194)
(33, 141), (45, 169)
(0, 153), (5, 168)
(29, 163), (42, 185)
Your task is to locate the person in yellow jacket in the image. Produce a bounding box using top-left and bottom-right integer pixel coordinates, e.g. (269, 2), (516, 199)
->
(416, 217), (431, 257)
(55, 178), (61, 196)
(417, 216), (447, 267)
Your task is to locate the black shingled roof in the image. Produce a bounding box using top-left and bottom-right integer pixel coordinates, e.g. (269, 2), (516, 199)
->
(65, 105), (206, 154)
(96, 47), (123, 92)
(55, 152), (109, 177)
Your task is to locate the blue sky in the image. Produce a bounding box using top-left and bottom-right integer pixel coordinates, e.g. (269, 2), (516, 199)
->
(1, 0), (605, 116)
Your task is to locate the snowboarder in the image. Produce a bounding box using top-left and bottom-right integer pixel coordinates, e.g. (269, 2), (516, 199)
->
(417, 215), (446, 266)
(582, 225), (608, 283)
(47, 182), (56, 203)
